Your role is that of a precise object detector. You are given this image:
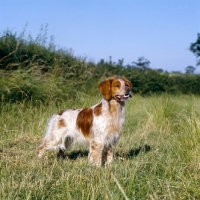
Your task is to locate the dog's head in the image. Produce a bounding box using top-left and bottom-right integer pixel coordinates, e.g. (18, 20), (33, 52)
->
(98, 77), (132, 101)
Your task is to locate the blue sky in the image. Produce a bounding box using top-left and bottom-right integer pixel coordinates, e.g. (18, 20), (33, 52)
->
(1, 0), (200, 72)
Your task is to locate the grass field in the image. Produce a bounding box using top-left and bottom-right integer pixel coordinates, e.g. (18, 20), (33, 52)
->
(0, 94), (200, 199)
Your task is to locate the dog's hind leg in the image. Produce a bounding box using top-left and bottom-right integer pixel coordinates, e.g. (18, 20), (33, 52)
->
(38, 114), (66, 158)
(38, 142), (49, 158)
(38, 134), (62, 158)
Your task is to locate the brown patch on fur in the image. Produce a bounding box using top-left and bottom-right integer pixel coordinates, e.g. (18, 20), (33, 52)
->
(98, 78), (115, 100)
(58, 119), (66, 128)
(76, 108), (93, 137)
(108, 100), (121, 116)
(91, 143), (96, 151)
(107, 100), (122, 134)
(89, 141), (104, 166)
(38, 145), (44, 154)
(94, 102), (102, 116)
(110, 79), (122, 99)
(58, 110), (66, 115)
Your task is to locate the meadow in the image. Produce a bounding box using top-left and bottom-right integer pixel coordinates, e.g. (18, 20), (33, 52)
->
(1, 29), (200, 199)
(1, 94), (200, 199)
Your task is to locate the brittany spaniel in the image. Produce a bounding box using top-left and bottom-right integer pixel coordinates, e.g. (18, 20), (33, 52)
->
(38, 77), (132, 166)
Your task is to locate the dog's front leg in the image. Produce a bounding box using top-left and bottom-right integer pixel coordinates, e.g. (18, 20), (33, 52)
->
(88, 141), (104, 167)
(102, 144), (115, 165)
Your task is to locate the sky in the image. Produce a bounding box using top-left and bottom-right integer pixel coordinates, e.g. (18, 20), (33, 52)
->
(1, 0), (200, 73)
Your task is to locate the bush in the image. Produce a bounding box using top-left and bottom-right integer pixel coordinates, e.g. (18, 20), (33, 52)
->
(1, 28), (200, 104)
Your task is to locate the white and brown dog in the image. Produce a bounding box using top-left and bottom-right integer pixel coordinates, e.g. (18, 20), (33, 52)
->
(38, 77), (132, 166)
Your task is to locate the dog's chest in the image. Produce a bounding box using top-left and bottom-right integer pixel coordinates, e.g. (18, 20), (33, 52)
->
(94, 102), (125, 134)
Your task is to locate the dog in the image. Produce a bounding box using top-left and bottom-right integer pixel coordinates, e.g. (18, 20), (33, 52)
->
(38, 77), (132, 166)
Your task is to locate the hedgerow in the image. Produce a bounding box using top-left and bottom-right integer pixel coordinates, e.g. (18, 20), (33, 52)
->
(0, 28), (200, 103)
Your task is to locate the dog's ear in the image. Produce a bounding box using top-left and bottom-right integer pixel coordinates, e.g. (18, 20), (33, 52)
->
(98, 78), (114, 100)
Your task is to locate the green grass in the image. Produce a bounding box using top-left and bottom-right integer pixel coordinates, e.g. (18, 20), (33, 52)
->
(1, 94), (200, 199)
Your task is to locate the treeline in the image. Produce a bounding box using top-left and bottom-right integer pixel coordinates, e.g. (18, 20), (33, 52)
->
(0, 29), (200, 104)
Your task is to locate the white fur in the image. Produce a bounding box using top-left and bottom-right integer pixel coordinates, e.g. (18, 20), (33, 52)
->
(38, 77), (132, 166)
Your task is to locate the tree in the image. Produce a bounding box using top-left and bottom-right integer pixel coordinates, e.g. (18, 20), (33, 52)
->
(132, 57), (150, 70)
(190, 33), (200, 66)
(185, 66), (195, 74)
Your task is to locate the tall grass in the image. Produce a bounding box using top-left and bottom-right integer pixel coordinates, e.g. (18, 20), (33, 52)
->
(1, 28), (200, 104)
(1, 94), (200, 199)
(0, 28), (99, 104)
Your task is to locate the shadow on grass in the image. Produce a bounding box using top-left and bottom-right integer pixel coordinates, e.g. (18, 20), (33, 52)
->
(57, 144), (151, 160)
(116, 144), (151, 159)
(57, 149), (88, 160)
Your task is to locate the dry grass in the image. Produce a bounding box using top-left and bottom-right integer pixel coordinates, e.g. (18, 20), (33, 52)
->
(1, 94), (200, 199)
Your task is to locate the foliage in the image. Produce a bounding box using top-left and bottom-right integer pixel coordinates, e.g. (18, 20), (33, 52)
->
(1, 28), (200, 104)
(190, 33), (200, 66)
(0, 29), (98, 103)
(186, 65), (196, 74)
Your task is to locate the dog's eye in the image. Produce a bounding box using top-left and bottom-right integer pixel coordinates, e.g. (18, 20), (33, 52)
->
(115, 84), (120, 88)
